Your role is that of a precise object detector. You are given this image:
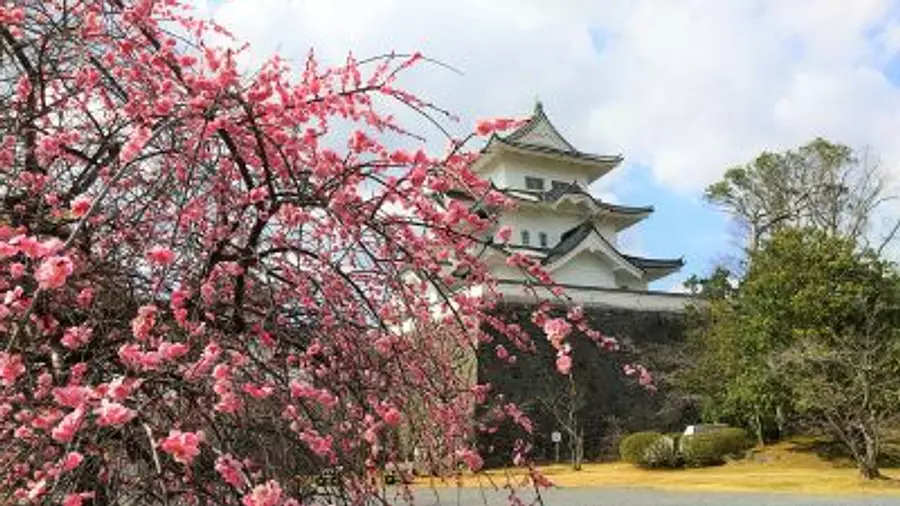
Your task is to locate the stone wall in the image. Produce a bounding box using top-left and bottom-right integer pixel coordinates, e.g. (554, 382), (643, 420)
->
(476, 302), (696, 466)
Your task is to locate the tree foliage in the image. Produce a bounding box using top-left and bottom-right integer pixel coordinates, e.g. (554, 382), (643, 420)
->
(759, 231), (900, 479)
(704, 138), (894, 250)
(684, 228), (900, 478)
(680, 270), (784, 444)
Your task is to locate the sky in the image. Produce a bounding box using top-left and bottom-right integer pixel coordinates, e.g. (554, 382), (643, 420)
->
(195, 0), (900, 291)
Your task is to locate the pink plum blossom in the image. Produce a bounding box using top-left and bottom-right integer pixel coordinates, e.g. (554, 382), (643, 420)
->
(131, 304), (157, 340)
(62, 492), (94, 506)
(8, 262), (24, 279)
(51, 407), (85, 443)
(62, 451), (84, 472)
(242, 480), (282, 506)
(542, 318), (572, 348)
(382, 407), (402, 427)
(475, 118), (519, 136)
(215, 454), (245, 488)
(555, 354), (573, 375)
(94, 399), (136, 427)
(52, 386), (91, 409)
(0, 353), (25, 386)
(298, 430), (333, 458)
(34, 255), (73, 289)
(158, 341), (189, 360)
(496, 225), (512, 243)
(61, 325), (93, 350)
(0, 3), (623, 503)
(146, 245), (176, 265)
(70, 196), (92, 217)
(457, 448), (484, 471)
(159, 430), (203, 465)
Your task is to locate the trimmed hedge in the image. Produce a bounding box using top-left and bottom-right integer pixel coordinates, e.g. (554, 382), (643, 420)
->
(619, 432), (677, 468)
(681, 428), (752, 467)
(667, 432), (683, 453)
(620, 428), (753, 469)
(620, 432), (659, 464)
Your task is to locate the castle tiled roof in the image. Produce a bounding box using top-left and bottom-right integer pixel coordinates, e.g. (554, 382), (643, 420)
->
(481, 102), (623, 181)
(541, 221), (683, 280)
(504, 101), (580, 151)
(505, 182), (653, 216)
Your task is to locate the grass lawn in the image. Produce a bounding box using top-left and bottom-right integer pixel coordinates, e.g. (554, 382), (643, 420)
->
(417, 440), (900, 496)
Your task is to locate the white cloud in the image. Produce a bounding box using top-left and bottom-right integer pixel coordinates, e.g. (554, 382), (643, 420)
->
(200, 0), (900, 193)
(589, 0), (900, 190)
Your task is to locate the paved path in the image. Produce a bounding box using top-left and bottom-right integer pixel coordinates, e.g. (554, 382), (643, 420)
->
(406, 487), (900, 506)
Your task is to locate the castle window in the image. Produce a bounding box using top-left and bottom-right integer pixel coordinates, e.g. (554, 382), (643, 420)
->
(525, 177), (545, 191)
(538, 232), (548, 248)
(551, 180), (571, 192)
(520, 230), (531, 246)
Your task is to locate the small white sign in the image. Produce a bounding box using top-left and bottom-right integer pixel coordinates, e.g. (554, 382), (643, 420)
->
(551, 431), (562, 443)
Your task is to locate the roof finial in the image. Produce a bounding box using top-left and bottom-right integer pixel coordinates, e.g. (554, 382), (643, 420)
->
(533, 97), (543, 115)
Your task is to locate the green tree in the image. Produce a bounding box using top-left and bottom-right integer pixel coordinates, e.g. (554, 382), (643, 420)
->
(751, 229), (900, 479)
(685, 228), (900, 478)
(704, 139), (895, 251)
(680, 266), (784, 445)
(683, 266), (735, 299)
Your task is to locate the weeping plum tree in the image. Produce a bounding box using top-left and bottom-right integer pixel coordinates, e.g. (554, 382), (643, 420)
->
(0, 1), (621, 504)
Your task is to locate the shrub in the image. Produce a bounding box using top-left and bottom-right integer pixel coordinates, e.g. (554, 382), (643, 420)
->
(645, 435), (678, 468)
(620, 432), (677, 468)
(682, 428), (753, 467)
(620, 432), (659, 464)
(667, 432), (683, 452)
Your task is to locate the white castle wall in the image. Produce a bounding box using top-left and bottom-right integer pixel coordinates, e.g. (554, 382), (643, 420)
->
(551, 251), (617, 287)
(497, 152), (591, 189)
(496, 207), (618, 249)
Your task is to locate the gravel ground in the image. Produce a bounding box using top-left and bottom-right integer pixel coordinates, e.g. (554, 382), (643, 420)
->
(405, 487), (900, 506)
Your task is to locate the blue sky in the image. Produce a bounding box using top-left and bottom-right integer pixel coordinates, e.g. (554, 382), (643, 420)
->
(196, 0), (900, 291)
(606, 166), (736, 291)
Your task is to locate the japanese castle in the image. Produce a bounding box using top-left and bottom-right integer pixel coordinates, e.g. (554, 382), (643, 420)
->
(472, 103), (687, 312)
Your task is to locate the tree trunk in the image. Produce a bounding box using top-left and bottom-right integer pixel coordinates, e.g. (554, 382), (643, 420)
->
(775, 405), (785, 440)
(754, 411), (765, 446)
(859, 461), (882, 480)
(568, 429), (584, 471)
(565, 377), (582, 471)
(859, 430), (883, 480)
(573, 429), (584, 471)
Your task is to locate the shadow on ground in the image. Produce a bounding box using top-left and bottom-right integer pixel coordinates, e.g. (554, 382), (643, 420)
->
(787, 438), (900, 469)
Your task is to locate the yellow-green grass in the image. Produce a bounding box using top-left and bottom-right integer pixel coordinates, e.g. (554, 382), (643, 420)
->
(417, 440), (900, 496)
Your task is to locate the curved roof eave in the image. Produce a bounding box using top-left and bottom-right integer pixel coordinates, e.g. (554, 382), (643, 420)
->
(623, 254), (685, 281)
(487, 135), (622, 167)
(542, 221), (684, 280)
(500, 188), (653, 227)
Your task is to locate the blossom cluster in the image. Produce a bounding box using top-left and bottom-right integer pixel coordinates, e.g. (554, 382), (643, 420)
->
(0, 1), (627, 504)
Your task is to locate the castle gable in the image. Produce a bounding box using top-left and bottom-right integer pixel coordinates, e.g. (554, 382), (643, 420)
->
(505, 105), (577, 152)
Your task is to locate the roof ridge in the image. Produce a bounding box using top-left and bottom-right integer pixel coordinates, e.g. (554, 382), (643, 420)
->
(503, 103), (578, 152)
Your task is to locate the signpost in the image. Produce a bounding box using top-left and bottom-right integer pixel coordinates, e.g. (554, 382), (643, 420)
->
(551, 431), (562, 463)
